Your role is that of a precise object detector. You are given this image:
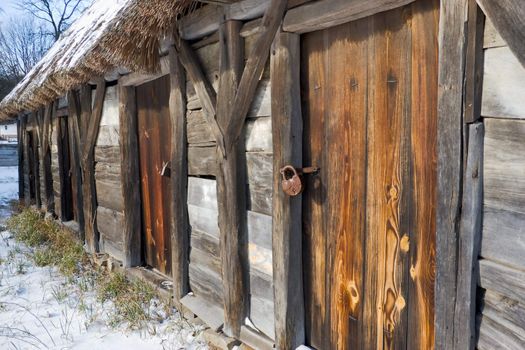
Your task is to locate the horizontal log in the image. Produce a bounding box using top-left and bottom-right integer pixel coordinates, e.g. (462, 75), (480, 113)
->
(96, 206), (124, 248)
(247, 183), (272, 216)
(95, 125), (120, 147)
(479, 259), (525, 305)
(283, 0), (415, 33)
(245, 117), (272, 152)
(180, 294), (224, 331)
(481, 47), (525, 119)
(187, 177), (218, 210)
(189, 261), (224, 307)
(95, 179), (124, 212)
(188, 146), (217, 176)
(250, 267), (273, 301)
(94, 145), (121, 163)
(188, 204), (219, 238)
(478, 313), (525, 350)
(191, 228), (220, 258)
(483, 18), (506, 49)
(246, 152), (272, 189)
(187, 109), (216, 145)
(483, 289), (525, 333)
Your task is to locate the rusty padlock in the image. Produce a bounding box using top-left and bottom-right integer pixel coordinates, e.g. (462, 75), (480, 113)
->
(280, 165), (303, 196)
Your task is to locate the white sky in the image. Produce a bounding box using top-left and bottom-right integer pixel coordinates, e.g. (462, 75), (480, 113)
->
(0, 0), (24, 25)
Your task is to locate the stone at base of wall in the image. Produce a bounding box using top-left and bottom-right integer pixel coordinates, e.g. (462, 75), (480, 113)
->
(203, 329), (240, 350)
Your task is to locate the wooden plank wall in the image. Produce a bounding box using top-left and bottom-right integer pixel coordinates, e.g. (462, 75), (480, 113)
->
(50, 110), (61, 216)
(93, 86), (125, 261)
(184, 32), (274, 339)
(477, 19), (525, 349)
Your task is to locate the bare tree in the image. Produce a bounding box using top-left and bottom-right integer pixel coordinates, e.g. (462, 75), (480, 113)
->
(0, 19), (52, 99)
(18, 0), (87, 41)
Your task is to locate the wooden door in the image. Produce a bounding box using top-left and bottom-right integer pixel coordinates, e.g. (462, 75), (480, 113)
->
(301, 1), (438, 349)
(137, 75), (173, 276)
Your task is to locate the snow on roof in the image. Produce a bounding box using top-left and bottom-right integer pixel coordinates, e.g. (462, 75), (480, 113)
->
(0, 0), (192, 120)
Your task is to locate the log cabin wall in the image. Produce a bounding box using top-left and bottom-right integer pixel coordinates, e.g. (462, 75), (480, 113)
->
(476, 18), (525, 349)
(93, 86), (126, 261)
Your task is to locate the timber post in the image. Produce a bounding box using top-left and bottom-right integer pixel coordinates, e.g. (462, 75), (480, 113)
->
(270, 30), (305, 350)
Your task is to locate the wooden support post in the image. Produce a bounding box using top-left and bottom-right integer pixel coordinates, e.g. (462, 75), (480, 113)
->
(32, 111), (42, 208)
(17, 115), (25, 201)
(453, 122), (484, 350)
(119, 83), (142, 268)
(40, 103), (55, 213)
(80, 80), (106, 253)
(67, 90), (85, 234)
(56, 111), (72, 220)
(224, 0), (288, 151)
(216, 20), (247, 338)
(168, 46), (190, 301)
(435, 0), (468, 348)
(271, 31), (305, 350)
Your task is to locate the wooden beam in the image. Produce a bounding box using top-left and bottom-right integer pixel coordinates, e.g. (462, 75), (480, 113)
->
(225, 0), (288, 152)
(270, 31), (305, 350)
(119, 83), (142, 268)
(67, 90), (85, 235)
(435, 0), (468, 348)
(80, 80), (105, 253)
(56, 107), (72, 220)
(476, 0), (525, 68)
(453, 123), (484, 350)
(215, 20), (247, 338)
(282, 0), (415, 34)
(174, 34), (226, 156)
(40, 103), (55, 213)
(168, 46), (190, 301)
(464, 0), (485, 123)
(17, 115), (26, 201)
(32, 111), (42, 208)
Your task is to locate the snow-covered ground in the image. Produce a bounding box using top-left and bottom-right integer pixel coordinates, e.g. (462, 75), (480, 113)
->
(0, 166), (209, 350)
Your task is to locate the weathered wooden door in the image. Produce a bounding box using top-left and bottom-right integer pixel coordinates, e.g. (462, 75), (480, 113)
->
(301, 1), (438, 349)
(137, 75), (173, 276)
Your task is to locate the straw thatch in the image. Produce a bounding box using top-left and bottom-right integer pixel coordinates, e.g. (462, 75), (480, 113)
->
(0, 0), (193, 120)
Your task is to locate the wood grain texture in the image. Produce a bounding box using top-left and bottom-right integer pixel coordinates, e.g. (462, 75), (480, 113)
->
(301, 2), (438, 349)
(215, 20), (248, 338)
(283, 0), (415, 34)
(435, 0), (468, 348)
(137, 76), (173, 276)
(67, 90), (84, 234)
(483, 18), (506, 49)
(271, 31), (304, 350)
(481, 46), (525, 120)
(479, 259), (525, 306)
(169, 47), (190, 301)
(119, 84), (142, 268)
(453, 123), (484, 349)
(476, 0), (525, 69)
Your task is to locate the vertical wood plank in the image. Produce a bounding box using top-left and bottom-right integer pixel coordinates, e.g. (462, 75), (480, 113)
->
(463, 0), (485, 123)
(271, 31), (305, 350)
(168, 46), (189, 300)
(216, 20), (247, 338)
(41, 103), (55, 213)
(119, 83), (142, 268)
(435, 0), (468, 348)
(56, 112), (72, 220)
(32, 111), (42, 208)
(453, 122), (483, 350)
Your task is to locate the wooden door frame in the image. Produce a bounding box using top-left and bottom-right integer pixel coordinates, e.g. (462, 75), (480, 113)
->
(270, 0), (472, 348)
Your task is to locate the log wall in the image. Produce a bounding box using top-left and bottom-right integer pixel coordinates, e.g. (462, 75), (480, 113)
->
(477, 19), (525, 350)
(94, 86), (125, 262)
(183, 32), (275, 339)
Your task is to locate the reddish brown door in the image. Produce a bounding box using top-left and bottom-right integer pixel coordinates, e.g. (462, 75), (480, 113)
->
(301, 1), (438, 349)
(137, 75), (172, 276)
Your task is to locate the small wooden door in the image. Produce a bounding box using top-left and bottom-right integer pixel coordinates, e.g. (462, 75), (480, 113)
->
(137, 75), (173, 276)
(301, 1), (438, 349)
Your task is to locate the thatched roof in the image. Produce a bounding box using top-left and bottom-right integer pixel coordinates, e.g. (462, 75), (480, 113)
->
(0, 0), (192, 120)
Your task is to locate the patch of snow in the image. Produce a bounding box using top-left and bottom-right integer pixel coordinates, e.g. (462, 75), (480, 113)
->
(0, 167), (209, 350)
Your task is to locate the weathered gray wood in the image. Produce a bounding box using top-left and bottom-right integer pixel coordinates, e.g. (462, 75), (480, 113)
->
(250, 295), (275, 339)
(215, 20), (247, 338)
(94, 145), (121, 163)
(247, 210), (272, 250)
(96, 206), (124, 247)
(247, 183), (272, 216)
(174, 34), (226, 155)
(188, 204), (219, 238)
(479, 259), (525, 306)
(188, 146), (216, 176)
(187, 109), (215, 145)
(249, 268), (273, 301)
(245, 117), (272, 152)
(240, 326), (274, 350)
(464, 0), (485, 123)
(17, 117), (25, 200)
(67, 90), (84, 234)
(481, 303), (525, 345)
(248, 242), (272, 276)
(476, 0), (525, 69)
(270, 31), (305, 350)
(224, 0), (287, 152)
(119, 84), (142, 268)
(483, 18), (506, 49)
(283, 0), (414, 33)
(188, 177), (218, 210)
(189, 261), (224, 306)
(453, 122), (484, 350)
(95, 178), (124, 212)
(191, 229), (220, 259)
(180, 294), (224, 331)
(246, 152), (272, 189)
(95, 125), (120, 146)
(481, 207), (525, 270)
(435, 0), (468, 348)
(483, 119), (525, 214)
(478, 312), (525, 350)
(169, 47), (190, 302)
(481, 47), (525, 120)
(483, 290), (525, 333)
(119, 55), (170, 87)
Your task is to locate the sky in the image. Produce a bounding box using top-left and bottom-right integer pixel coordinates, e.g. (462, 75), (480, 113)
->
(0, 0), (24, 25)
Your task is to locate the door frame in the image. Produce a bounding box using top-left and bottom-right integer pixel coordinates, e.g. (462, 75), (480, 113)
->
(271, 0), (471, 348)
